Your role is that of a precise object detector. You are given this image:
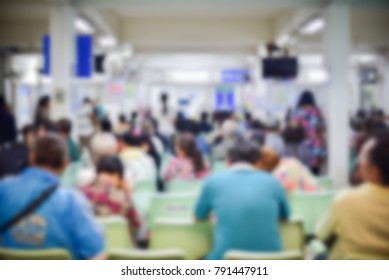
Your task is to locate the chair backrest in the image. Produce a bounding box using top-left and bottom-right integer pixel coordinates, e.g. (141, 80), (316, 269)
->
(317, 177), (333, 190)
(224, 250), (303, 260)
(289, 191), (335, 235)
(280, 219), (305, 252)
(212, 161), (227, 173)
(96, 216), (133, 250)
(0, 247), (71, 260)
(135, 181), (156, 193)
(149, 218), (213, 260)
(167, 180), (204, 193)
(108, 248), (186, 260)
(149, 192), (199, 225)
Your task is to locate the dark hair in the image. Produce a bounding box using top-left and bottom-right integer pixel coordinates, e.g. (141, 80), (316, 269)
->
(33, 133), (67, 169)
(369, 131), (389, 186)
(123, 132), (142, 147)
(227, 139), (261, 165)
(100, 118), (112, 132)
(251, 119), (264, 130)
(249, 131), (265, 146)
(139, 133), (161, 169)
(119, 114), (127, 123)
(36, 120), (59, 133)
(57, 118), (72, 135)
(297, 90), (316, 108)
(84, 97), (91, 104)
(96, 155), (124, 179)
(201, 112), (209, 121)
(176, 133), (205, 174)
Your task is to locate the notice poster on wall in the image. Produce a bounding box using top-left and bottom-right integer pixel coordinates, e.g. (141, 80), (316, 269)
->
(215, 86), (235, 111)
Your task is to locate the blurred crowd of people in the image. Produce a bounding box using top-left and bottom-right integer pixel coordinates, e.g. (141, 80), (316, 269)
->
(0, 89), (389, 260)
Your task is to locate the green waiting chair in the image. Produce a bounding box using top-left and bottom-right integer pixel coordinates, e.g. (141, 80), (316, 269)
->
(224, 219), (305, 260)
(150, 218), (213, 260)
(96, 216), (134, 250)
(0, 248), (71, 260)
(290, 191), (335, 235)
(135, 181), (156, 193)
(224, 250), (303, 260)
(149, 192), (199, 225)
(109, 248), (186, 260)
(60, 161), (83, 188)
(167, 180), (204, 193)
(317, 177), (333, 190)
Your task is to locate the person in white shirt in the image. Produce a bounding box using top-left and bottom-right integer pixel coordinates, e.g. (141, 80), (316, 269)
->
(264, 117), (285, 156)
(77, 98), (96, 155)
(152, 93), (176, 151)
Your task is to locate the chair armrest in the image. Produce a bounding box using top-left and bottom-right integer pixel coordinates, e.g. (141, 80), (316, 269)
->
(108, 248), (186, 260)
(224, 250), (304, 260)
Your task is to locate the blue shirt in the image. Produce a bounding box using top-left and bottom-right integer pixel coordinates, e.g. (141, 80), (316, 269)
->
(0, 167), (104, 259)
(195, 164), (290, 260)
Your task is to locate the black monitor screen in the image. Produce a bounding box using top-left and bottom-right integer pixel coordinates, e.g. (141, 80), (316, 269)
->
(262, 57), (298, 79)
(94, 54), (105, 73)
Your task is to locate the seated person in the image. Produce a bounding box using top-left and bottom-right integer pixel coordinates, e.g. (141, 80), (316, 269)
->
(0, 134), (105, 260)
(163, 133), (210, 182)
(195, 139), (290, 260)
(316, 132), (389, 259)
(76, 132), (119, 187)
(81, 156), (141, 243)
(258, 147), (320, 193)
(264, 117), (285, 156)
(114, 114), (130, 135)
(119, 132), (157, 185)
(211, 119), (240, 161)
(57, 118), (80, 163)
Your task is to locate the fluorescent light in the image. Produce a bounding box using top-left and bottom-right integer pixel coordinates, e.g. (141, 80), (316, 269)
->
(168, 70), (210, 83)
(306, 68), (328, 84)
(99, 36), (117, 48)
(353, 54), (377, 64)
(300, 17), (325, 35)
(75, 17), (94, 34)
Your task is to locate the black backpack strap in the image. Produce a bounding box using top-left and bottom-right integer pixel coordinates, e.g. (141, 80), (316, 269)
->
(0, 184), (58, 234)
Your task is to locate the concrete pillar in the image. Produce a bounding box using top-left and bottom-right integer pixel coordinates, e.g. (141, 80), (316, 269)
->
(323, 4), (351, 188)
(49, 4), (76, 120)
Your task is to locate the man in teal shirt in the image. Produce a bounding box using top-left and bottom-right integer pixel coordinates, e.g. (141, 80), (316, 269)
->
(195, 139), (290, 260)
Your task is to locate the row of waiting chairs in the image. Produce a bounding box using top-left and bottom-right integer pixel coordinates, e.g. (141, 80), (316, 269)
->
(0, 216), (304, 260)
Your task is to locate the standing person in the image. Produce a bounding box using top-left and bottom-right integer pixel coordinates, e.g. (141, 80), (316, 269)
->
(77, 98), (96, 155)
(163, 133), (210, 183)
(0, 134), (105, 260)
(153, 93), (176, 151)
(34, 95), (51, 126)
(282, 118), (305, 159)
(57, 118), (80, 163)
(0, 95), (17, 146)
(291, 91), (326, 175)
(195, 139), (290, 260)
(316, 132), (389, 259)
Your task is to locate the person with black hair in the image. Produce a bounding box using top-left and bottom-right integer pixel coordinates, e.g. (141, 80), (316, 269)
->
(34, 95), (51, 126)
(114, 114), (130, 134)
(119, 132), (157, 186)
(81, 155), (142, 243)
(291, 90), (326, 175)
(199, 112), (213, 134)
(77, 98), (96, 155)
(152, 93), (176, 151)
(0, 94), (17, 147)
(316, 131), (389, 259)
(100, 117), (113, 133)
(58, 118), (80, 163)
(0, 134), (105, 259)
(163, 133), (210, 182)
(195, 139), (290, 260)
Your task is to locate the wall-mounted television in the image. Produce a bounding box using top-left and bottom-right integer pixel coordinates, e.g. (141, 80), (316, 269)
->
(262, 57), (298, 79)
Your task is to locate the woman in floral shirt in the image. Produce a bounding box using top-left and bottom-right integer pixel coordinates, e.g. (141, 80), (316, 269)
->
(81, 155), (142, 243)
(292, 91), (327, 175)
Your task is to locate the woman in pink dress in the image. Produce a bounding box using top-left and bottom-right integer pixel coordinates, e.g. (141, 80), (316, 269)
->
(163, 133), (210, 182)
